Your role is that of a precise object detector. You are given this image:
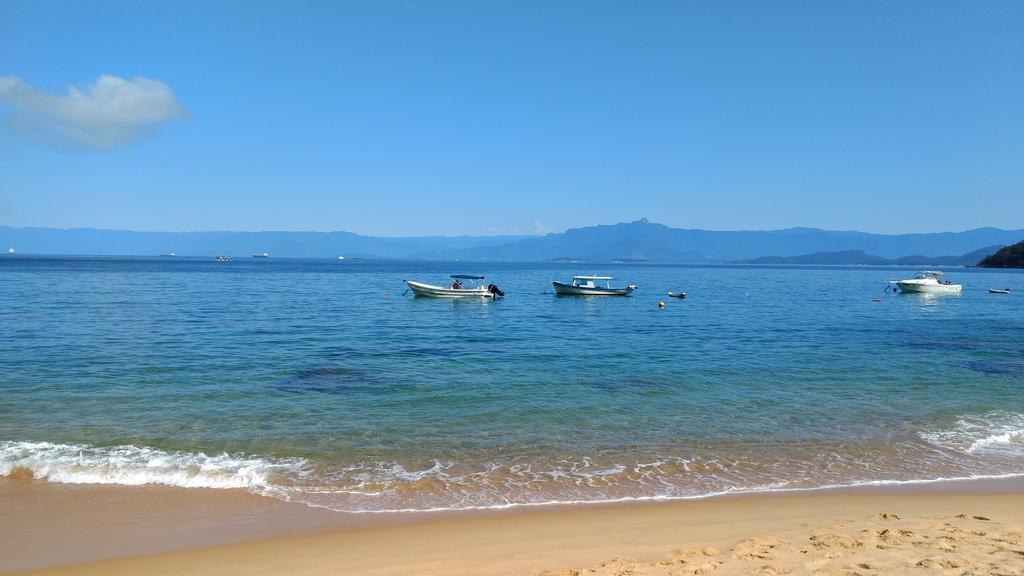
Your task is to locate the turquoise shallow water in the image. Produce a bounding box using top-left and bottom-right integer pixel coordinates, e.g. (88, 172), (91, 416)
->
(1, 256), (1023, 511)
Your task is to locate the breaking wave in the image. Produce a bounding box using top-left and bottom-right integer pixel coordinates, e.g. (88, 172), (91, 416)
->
(919, 411), (1024, 454)
(0, 440), (307, 490)
(4, 430), (1024, 513)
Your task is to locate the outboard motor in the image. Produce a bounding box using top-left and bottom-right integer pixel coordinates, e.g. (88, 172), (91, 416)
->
(487, 283), (505, 297)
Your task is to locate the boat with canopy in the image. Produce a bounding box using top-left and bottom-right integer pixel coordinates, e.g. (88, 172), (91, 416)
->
(404, 275), (505, 299)
(890, 271), (962, 295)
(551, 275), (637, 296)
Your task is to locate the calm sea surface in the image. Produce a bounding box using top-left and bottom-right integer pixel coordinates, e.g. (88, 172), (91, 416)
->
(2, 256), (1023, 511)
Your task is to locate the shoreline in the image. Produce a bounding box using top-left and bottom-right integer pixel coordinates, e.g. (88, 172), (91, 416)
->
(4, 476), (1024, 575)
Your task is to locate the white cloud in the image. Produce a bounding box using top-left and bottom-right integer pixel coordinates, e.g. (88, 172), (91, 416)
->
(0, 75), (184, 149)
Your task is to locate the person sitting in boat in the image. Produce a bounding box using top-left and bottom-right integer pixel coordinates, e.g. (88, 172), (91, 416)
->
(451, 280), (462, 289)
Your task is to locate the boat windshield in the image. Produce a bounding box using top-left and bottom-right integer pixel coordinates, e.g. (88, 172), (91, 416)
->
(449, 274), (484, 289)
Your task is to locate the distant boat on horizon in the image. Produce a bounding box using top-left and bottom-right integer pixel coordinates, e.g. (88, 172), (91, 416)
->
(338, 256), (345, 260)
(160, 252), (176, 257)
(215, 255), (231, 262)
(7, 248), (13, 255)
(253, 252), (269, 258)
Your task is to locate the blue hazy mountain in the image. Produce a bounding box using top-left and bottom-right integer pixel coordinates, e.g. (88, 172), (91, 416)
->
(735, 250), (891, 266)
(0, 227), (531, 259)
(734, 245), (1004, 266)
(3, 219), (1022, 262)
(447, 219), (1024, 262)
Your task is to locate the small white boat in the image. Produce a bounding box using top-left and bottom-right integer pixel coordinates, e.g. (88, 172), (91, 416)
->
(338, 256), (345, 260)
(891, 271), (961, 295)
(404, 275), (504, 299)
(7, 248), (13, 255)
(160, 252), (176, 257)
(215, 255), (231, 262)
(989, 288), (1010, 294)
(552, 275), (637, 296)
(253, 252), (269, 258)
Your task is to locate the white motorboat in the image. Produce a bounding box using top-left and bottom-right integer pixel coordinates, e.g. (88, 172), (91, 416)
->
(7, 248), (13, 255)
(253, 252), (269, 258)
(552, 275), (637, 296)
(891, 271), (962, 295)
(215, 255), (231, 262)
(404, 275), (504, 299)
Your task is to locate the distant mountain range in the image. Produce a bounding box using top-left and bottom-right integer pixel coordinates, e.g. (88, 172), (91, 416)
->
(733, 246), (1002, 267)
(2, 219), (1023, 264)
(0, 227), (530, 260)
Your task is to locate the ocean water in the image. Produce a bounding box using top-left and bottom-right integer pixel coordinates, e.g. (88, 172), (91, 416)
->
(1, 256), (1023, 512)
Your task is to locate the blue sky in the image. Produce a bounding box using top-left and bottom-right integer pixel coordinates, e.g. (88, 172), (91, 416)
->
(1, 1), (1022, 236)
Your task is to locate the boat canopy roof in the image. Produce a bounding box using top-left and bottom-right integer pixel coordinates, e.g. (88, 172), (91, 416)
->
(917, 270), (945, 276)
(451, 274), (484, 280)
(573, 275), (612, 280)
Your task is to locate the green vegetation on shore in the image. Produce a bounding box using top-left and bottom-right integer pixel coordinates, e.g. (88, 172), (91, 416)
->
(977, 241), (1024, 268)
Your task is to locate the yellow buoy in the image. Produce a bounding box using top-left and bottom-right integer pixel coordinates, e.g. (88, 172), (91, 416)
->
(658, 301), (665, 308)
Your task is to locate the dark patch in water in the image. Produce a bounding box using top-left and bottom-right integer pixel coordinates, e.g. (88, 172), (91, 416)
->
(903, 337), (1024, 359)
(274, 367), (397, 394)
(965, 360), (1024, 377)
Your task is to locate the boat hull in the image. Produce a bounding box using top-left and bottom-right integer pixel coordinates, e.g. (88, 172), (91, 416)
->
(895, 281), (961, 295)
(404, 280), (498, 299)
(551, 281), (635, 296)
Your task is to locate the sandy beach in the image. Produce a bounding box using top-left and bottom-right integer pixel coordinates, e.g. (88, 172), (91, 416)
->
(4, 477), (1023, 576)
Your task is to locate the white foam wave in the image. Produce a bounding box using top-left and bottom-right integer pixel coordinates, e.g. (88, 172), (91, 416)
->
(919, 411), (1024, 454)
(5, 437), (1024, 514)
(273, 473), (1024, 514)
(0, 440), (307, 490)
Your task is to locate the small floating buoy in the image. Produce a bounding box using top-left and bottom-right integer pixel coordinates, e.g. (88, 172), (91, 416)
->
(658, 301), (665, 308)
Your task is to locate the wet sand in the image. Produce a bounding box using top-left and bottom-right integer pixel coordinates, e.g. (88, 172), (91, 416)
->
(0, 479), (406, 572)
(3, 477), (1024, 575)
